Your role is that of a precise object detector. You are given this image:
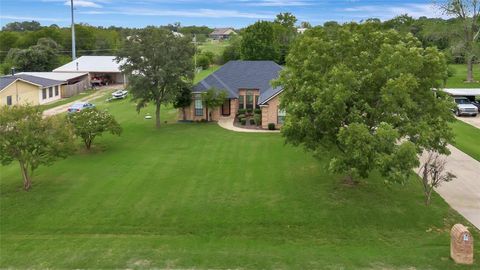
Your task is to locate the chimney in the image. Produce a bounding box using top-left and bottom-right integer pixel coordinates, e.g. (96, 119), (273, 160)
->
(10, 67), (15, 76)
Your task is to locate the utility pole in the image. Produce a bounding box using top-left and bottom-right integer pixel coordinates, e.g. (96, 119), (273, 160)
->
(193, 34), (197, 73)
(70, 0), (76, 60)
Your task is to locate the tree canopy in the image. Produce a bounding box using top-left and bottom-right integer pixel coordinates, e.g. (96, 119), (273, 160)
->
(275, 23), (455, 183)
(0, 105), (75, 190)
(117, 27), (195, 128)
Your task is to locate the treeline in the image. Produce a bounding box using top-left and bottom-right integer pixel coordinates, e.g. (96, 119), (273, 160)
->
(221, 14), (469, 67)
(0, 21), (214, 74)
(0, 14), (471, 74)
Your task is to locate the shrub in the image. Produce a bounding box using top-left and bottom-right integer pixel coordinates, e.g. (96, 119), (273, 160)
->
(246, 108), (253, 114)
(254, 114), (262, 126)
(249, 118), (255, 125)
(238, 109), (246, 115)
(241, 119), (247, 125)
(254, 108), (262, 114)
(197, 54), (211, 70)
(200, 118), (207, 123)
(237, 114), (245, 119)
(268, 123), (276, 130)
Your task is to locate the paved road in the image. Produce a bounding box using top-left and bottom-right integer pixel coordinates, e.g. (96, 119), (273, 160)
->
(418, 146), (480, 230)
(456, 115), (480, 129)
(43, 86), (116, 117)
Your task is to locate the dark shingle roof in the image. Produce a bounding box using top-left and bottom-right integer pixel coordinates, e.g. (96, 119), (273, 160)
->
(193, 60), (283, 104)
(0, 74), (65, 90)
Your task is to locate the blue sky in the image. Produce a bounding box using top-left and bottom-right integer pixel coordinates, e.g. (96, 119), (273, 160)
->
(0, 0), (448, 28)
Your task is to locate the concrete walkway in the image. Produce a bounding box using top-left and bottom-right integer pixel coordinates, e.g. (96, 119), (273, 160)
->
(456, 115), (480, 129)
(418, 146), (480, 230)
(217, 117), (280, 133)
(43, 86), (118, 117)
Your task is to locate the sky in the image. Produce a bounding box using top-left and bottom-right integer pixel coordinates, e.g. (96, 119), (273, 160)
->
(0, 0), (449, 28)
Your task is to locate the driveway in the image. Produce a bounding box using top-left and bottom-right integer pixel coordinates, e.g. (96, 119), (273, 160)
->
(456, 115), (480, 129)
(43, 86), (117, 117)
(418, 145), (480, 230)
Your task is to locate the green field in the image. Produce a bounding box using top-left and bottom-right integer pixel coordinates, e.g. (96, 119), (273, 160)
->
(446, 64), (480, 88)
(1, 92), (479, 269)
(198, 39), (230, 55)
(451, 120), (480, 161)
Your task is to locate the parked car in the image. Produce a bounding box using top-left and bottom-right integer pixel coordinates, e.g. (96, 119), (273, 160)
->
(112, 89), (128, 99)
(472, 100), (480, 111)
(67, 102), (95, 113)
(453, 97), (478, 117)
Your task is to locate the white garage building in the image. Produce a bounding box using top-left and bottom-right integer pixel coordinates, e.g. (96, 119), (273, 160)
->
(53, 56), (127, 86)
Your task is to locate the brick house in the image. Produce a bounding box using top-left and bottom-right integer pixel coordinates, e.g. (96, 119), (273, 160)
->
(180, 60), (286, 129)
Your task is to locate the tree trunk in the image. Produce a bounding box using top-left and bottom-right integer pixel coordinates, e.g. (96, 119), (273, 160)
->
(19, 161), (31, 191)
(206, 106), (209, 122)
(466, 56), (475, 83)
(155, 102), (161, 128)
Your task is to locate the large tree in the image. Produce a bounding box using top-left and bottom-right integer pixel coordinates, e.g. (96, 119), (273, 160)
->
(6, 37), (61, 72)
(438, 0), (480, 82)
(117, 27), (195, 128)
(240, 21), (280, 62)
(275, 23), (455, 183)
(0, 105), (75, 190)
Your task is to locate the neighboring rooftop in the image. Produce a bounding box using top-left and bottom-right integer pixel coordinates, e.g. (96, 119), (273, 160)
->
(17, 72), (88, 81)
(193, 60), (283, 104)
(1, 74), (65, 90)
(53, 56), (124, 73)
(210, 28), (236, 36)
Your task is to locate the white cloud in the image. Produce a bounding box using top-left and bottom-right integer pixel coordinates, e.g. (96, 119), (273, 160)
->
(80, 8), (274, 19)
(0, 15), (66, 22)
(64, 0), (103, 8)
(341, 4), (449, 20)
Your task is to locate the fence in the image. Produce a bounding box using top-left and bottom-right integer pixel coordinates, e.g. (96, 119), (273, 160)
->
(62, 79), (89, 98)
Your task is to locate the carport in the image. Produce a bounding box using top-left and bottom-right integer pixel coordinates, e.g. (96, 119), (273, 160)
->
(442, 88), (480, 102)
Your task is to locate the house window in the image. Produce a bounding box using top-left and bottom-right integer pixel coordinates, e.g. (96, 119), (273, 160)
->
(246, 91), (254, 109)
(42, 88), (47, 99)
(278, 109), (286, 125)
(239, 95), (244, 109)
(6, 96), (12, 106)
(194, 95), (203, 116)
(48, 87), (53, 98)
(55, 86), (59, 96)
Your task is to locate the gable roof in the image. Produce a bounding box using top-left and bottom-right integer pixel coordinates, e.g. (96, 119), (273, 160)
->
(1, 74), (65, 91)
(53, 56), (124, 73)
(193, 61), (283, 104)
(18, 72), (88, 81)
(210, 28), (235, 36)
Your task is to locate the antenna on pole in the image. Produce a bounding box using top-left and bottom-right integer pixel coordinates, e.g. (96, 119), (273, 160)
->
(70, 0), (76, 60)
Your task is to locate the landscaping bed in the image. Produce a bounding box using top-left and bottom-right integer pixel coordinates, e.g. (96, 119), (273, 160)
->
(234, 108), (264, 130)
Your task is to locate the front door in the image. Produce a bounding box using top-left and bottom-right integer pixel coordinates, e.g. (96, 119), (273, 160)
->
(221, 99), (231, 116)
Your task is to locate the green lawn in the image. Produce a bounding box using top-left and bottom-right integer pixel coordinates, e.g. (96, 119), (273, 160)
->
(446, 64), (480, 88)
(39, 89), (96, 111)
(451, 119), (480, 161)
(1, 95), (479, 269)
(198, 39), (230, 55)
(194, 65), (220, 83)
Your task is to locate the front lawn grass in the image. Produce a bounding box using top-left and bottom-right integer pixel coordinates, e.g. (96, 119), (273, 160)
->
(451, 119), (480, 161)
(446, 64), (480, 88)
(1, 98), (479, 269)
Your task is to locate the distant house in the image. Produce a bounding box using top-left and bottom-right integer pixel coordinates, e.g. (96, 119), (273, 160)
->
(209, 28), (236, 40)
(53, 56), (127, 86)
(0, 74), (65, 106)
(181, 61), (285, 129)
